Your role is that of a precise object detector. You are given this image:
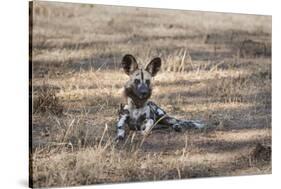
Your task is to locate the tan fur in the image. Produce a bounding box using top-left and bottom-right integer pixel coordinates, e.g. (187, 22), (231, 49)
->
(125, 69), (152, 88)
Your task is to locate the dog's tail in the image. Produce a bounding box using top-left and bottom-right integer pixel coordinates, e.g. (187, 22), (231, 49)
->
(171, 119), (205, 132)
(180, 120), (205, 129)
(159, 115), (205, 131)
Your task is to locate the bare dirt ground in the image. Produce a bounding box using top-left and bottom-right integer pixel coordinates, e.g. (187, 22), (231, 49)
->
(30, 1), (272, 187)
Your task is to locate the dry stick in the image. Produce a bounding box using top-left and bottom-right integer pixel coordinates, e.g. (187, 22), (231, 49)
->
(139, 114), (168, 147)
(101, 137), (112, 152)
(83, 126), (89, 148)
(120, 131), (136, 150)
(121, 132), (131, 148)
(180, 49), (187, 73)
(187, 50), (194, 70)
(96, 61), (108, 72)
(176, 166), (181, 179)
(129, 132), (137, 152)
(167, 56), (172, 72)
(173, 53), (178, 72)
(98, 124), (108, 149)
(62, 118), (75, 143)
(210, 60), (225, 72)
(53, 116), (62, 130)
(181, 134), (188, 159)
(131, 132), (136, 144)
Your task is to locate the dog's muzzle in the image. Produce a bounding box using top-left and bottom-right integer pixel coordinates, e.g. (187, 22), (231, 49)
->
(138, 83), (149, 99)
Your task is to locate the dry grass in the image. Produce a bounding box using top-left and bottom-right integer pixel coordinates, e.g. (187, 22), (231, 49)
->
(30, 1), (272, 188)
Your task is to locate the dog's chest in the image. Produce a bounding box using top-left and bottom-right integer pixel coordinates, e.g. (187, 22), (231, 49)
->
(129, 106), (150, 122)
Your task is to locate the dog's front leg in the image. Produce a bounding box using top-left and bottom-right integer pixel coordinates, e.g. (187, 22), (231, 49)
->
(116, 104), (129, 140)
(116, 114), (129, 140)
(140, 119), (154, 135)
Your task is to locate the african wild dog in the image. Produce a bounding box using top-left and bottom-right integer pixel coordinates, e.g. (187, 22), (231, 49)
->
(116, 54), (204, 140)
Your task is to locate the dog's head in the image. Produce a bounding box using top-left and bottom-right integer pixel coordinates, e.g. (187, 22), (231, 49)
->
(121, 54), (161, 107)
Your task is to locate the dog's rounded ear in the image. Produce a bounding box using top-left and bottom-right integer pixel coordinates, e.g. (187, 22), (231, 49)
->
(122, 54), (138, 75)
(145, 57), (161, 77)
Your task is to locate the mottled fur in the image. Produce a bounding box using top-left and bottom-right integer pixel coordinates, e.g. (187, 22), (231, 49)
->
(116, 54), (204, 140)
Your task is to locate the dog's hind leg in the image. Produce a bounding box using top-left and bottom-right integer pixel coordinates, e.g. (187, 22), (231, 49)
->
(147, 101), (204, 132)
(160, 116), (205, 132)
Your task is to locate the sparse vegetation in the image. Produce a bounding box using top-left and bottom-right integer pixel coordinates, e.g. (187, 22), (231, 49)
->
(33, 83), (63, 115)
(30, 1), (271, 188)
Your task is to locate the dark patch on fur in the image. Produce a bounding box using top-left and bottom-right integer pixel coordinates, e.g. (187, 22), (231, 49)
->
(124, 86), (152, 108)
(145, 57), (161, 77)
(122, 54), (138, 75)
(128, 113), (147, 130)
(118, 104), (129, 118)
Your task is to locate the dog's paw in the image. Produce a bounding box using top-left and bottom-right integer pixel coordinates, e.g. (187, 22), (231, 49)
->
(140, 125), (149, 135)
(172, 124), (183, 132)
(115, 135), (124, 141)
(193, 122), (205, 129)
(116, 129), (125, 140)
(140, 119), (154, 135)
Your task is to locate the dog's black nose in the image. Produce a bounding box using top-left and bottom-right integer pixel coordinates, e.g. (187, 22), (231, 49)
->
(139, 88), (148, 96)
(139, 84), (149, 97)
(140, 91), (148, 96)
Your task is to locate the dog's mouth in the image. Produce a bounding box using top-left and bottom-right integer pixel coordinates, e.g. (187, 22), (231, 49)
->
(134, 88), (152, 100)
(139, 93), (149, 99)
(125, 86), (152, 106)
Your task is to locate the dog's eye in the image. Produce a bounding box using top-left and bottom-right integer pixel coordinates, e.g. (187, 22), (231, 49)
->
(146, 80), (150, 86)
(134, 79), (140, 85)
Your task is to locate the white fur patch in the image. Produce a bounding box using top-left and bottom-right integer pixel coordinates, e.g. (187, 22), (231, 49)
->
(117, 129), (125, 138)
(117, 114), (128, 128)
(130, 105), (150, 121)
(193, 121), (205, 129)
(141, 119), (154, 135)
(156, 108), (165, 115)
